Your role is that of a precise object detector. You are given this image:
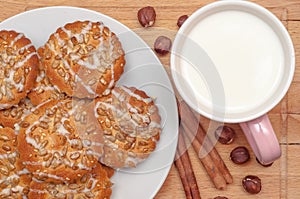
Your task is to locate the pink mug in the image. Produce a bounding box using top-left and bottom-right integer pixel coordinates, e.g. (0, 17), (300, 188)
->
(171, 1), (295, 164)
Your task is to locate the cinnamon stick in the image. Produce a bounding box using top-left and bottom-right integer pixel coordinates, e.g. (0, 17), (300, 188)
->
(182, 123), (227, 190)
(175, 127), (201, 199)
(178, 100), (233, 186)
(174, 154), (193, 199)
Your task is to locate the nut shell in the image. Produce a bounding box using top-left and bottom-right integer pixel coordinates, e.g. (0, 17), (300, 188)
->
(177, 15), (188, 28)
(154, 36), (172, 55)
(230, 146), (250, 164)
(215, 125), (235, 144)
(242, 175), (262, 194)
(137, 6), (156, 27)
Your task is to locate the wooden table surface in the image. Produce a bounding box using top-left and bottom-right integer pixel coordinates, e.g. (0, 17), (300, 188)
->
(1, 0), (299, 198)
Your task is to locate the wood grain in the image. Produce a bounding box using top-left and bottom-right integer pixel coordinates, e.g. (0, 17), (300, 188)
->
(0, 0), (299, 198)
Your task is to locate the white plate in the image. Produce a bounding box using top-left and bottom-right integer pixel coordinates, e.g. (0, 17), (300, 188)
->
(0, 6), (178, 199)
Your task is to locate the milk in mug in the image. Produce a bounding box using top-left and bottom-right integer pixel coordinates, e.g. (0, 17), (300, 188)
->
(180, 10), (284, 114)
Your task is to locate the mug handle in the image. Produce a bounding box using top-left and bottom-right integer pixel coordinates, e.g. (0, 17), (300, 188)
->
(239, 114), (281, 165)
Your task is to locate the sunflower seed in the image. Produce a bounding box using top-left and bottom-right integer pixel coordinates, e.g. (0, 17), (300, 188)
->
(2, 144), (11, 151)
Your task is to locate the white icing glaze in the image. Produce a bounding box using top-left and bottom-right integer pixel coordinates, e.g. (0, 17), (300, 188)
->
(33, 171), (66, 183)
(25, 119), (41, 149)
(28, 188), (46, 194)
(0, 151), (17, 159)
(124, 155), (144, 167)
(11, 185), (25, 194)
(35, 70), (45, 83)
(32, 85), (56, 92)
(120, 86), (153, 103)
(0, 187), (11, 196)
(23, 161), (43, 166)
(54, 32), (65, 47)
(56, 120), (71, 136)
(0, 173), (19, 184)
(102, 31), (115, 95)
(103, 140), (119, 149)
(14, 52), (36, 69)
(10, 33), (24, 46)
(85, 148), (103, 158)
(0, 103), (12, 109)
(150, 121), (161, 128)
(88, 141), (103, 147)
(17, 168), (30, 175)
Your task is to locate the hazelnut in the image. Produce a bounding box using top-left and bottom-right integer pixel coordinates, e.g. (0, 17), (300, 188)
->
(154, 36), (172, 55)
(242, 175), (262, 194)
(230, 146), (250, 164)
(177, 15), (188, 28)
(214, 125), (235, 144)
(137, 6), (156, 28)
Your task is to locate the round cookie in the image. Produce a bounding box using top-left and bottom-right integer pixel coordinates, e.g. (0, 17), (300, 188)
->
(102, 164), (115, 179)
(42, 20), (125, 98)
(28, 162), (113, 199)
(0, 98), (34, 129)
(28, 47), (67, 106)
(0, 127), (32, 198)
(94, 86), (162, 168)
(0, 30), (38, 109)
(17, 99), (104, 184)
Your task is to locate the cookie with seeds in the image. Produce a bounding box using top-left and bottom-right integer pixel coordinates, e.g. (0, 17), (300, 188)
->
(28, 162), (113, 199)
(17, 99), (104, 184)
(42, 20), (125, 99)
(94, 86), (162, 168)
(0, 127), (32, 198)
(0, 30), (38, 109)
(28, 47), (67, 106)
(0, 98), (34, 129)
(102, 164), (115, 179)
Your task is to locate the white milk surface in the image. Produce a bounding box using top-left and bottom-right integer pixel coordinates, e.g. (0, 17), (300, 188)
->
(180, 10), (284, 114)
